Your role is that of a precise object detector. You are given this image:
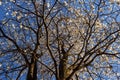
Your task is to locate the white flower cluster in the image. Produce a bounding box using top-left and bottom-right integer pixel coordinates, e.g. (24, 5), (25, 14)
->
(110, 0), (120, 5)
(0, 1), (2, 5)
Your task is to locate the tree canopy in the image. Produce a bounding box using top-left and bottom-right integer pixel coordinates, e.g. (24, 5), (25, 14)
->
(0, 0), (120, 80)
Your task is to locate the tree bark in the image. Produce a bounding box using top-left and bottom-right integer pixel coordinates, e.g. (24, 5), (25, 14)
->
(59, 48), (68, 80)
(59, 58), (67, 80)
(27, 56), (37, 80)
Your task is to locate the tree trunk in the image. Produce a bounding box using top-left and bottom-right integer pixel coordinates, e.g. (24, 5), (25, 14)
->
(27, 56), (37, 80)
(59, 59), (66, 80)
(59, 50), (68, 80)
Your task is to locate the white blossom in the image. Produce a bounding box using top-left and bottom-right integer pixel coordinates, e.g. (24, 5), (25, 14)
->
(10, 0), (15, 2)
(12, 11), (17, 17)
(17, 15), (22, 20)
(0, 63), (2, 67)
(6, 12), (9, 16)
(64, 1), (68, 6)
(0, 1), (2, 5)
(12, 24), (15, 29)
(20, 24), (23, 28)
(47, 2), (50, 8)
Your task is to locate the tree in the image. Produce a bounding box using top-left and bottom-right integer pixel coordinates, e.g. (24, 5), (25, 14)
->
(0, 0), (120, 80)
